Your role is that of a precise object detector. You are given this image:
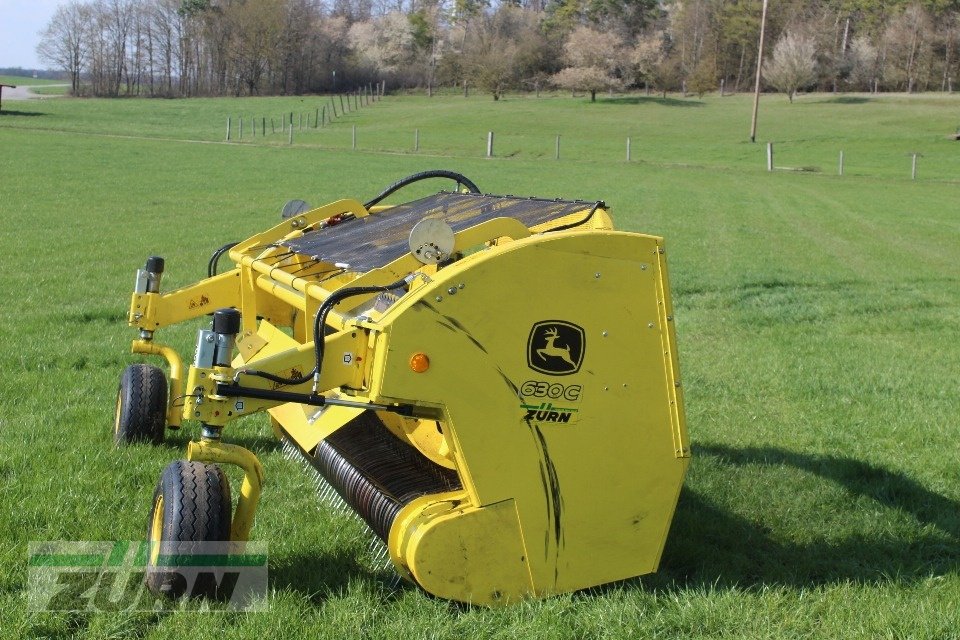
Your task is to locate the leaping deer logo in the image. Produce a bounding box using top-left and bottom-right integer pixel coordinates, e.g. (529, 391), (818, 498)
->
(536, 326), (577, 370)
(527, 320), (585, 375)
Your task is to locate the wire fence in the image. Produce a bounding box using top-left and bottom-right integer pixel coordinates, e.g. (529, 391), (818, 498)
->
(220, 90), (960, 183)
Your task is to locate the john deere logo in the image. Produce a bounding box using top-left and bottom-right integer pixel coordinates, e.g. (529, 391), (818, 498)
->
(527, 321), (585, 376)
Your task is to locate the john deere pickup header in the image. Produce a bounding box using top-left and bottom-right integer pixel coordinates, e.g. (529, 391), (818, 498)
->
(114, 170), (690, 606)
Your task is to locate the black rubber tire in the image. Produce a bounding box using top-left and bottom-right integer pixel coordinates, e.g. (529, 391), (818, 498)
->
(114, 364), (167, 446)
(145, 460), (233, 599)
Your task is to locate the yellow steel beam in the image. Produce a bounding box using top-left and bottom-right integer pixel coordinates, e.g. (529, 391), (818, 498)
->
(187, 439), (264, 542)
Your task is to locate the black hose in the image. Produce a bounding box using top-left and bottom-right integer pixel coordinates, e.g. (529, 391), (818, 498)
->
(363, 170), (481, 210)
(311, 278), (409, 380)
(208, 241), (240, 277)
(236, 277), (409, 389)
(546, 201), (605, 232)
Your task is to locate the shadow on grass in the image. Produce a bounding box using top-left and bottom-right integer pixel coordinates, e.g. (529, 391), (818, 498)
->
(269, 550), (414, 605)
(599, 96), (705, 107)
(648, 443), (959, 591)
(0, 108), (45, 116)
(815, 96), (874, 105)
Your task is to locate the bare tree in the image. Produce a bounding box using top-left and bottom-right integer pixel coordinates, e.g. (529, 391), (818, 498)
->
(883, 4), (933, 92)
(226, 0), (282, 95)
(764, 31), (818, 102)
(848, 35), (880, 91)
(36, 1), (90, 94)
(460, 6), (533, 100)
(632, 31), (680, 97)
(552, 26), (623, 101)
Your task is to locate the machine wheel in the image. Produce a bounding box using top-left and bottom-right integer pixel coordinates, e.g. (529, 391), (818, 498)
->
(114, 364), (167, 446)
(145, 460), (233, 599)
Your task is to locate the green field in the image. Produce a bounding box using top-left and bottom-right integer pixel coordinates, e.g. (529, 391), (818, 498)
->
(1, 92), (959, 639)
(0, 74), (65, 86)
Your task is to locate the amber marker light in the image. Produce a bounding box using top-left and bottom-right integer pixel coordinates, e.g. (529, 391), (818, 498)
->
(410, 353), (430, 373)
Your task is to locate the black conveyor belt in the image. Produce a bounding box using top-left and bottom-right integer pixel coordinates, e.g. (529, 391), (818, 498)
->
(280, 192), (599, 273)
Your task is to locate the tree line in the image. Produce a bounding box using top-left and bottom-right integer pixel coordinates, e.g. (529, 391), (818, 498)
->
(37, 0), (960, 99)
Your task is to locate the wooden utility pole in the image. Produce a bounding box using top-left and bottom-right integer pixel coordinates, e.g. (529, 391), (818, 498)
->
(749, 0), (769, 143)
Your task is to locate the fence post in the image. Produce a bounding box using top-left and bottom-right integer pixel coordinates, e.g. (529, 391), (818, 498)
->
(271, 118), (275, 134)
(626, 137), (631, 162)
(838, 150), (844, 176)
(289, 124), (293, 145)
(252, 116), (256, 137)
(315, 108), (319, 128)
(415, 128), (419, 152)
(487, 131), (494, 158)
(766, 142), (774, 171)
(238, 117), (243, 139)
(911, 153), (920, 180)
(720, 78), (725, 96)
(352, 125), (357, 150)
(226, 116), (231, 141)
(340, 95), (346, 114)
(555, 134), (560, 160)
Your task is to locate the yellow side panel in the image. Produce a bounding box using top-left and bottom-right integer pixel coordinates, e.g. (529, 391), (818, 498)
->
(374, 231), (688, 597)
(404, 500), (533, 606)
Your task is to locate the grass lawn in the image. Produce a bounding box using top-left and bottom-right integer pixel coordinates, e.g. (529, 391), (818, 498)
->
(1, 91), (959, 639)
(28, 85), (70, 96)
(0, 74), (66, 86)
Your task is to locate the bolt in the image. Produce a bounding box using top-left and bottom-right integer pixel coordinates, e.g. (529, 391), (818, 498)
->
(602, 331), (608, 337)
(205, 334), (215, 343)
(458, 283), (465, 289)
(659, 248), (665, 254)
(603, 386), (609, 391)
(594, 273), (601, 279)
(648, 322), (655, 329)
(447, 287), (457, 295)
(435, 296), (442, 302)
(667, 315), (673, 321)
(675, 381), (681, 388)
(640, 264), (648, 271)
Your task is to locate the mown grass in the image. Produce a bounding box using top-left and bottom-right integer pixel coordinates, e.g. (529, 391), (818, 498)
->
(0, 75), (65, 86)
(1, 90), (960, 181)
(0, 93), (959, 639)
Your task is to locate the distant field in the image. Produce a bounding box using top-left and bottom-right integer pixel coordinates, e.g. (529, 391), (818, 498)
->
(1, 90), (960, 181)
(0, 74), (66, 86)
(28, 85), (70, 96)
(1, 93), (959, 639)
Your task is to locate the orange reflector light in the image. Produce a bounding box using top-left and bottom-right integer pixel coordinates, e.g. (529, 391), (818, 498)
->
(410, 353), (430, 373)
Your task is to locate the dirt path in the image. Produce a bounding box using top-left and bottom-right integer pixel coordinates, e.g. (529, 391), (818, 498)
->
(2, 84), (70, 100)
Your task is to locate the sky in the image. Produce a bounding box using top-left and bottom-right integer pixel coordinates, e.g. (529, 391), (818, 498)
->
(0, 0), (62, 70)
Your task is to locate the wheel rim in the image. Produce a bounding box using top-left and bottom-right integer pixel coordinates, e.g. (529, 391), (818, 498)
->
(113, 393), (123, 436)
(149, 495), (164, 566)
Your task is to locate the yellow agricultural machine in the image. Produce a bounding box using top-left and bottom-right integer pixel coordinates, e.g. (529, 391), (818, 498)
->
(115, 171), (690, 605)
